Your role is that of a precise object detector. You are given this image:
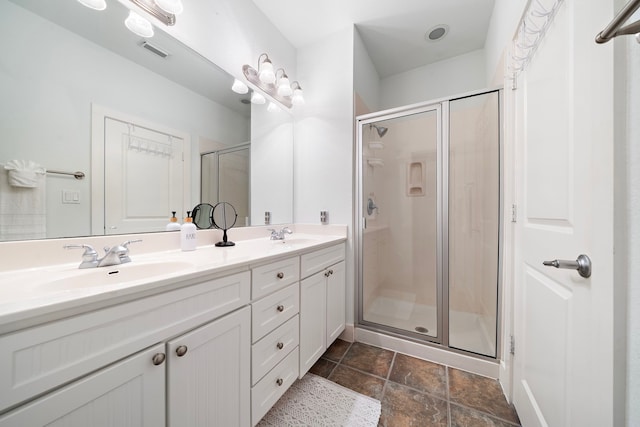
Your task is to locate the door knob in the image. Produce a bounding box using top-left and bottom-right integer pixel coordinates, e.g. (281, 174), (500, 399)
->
(543, 254), (592, 278)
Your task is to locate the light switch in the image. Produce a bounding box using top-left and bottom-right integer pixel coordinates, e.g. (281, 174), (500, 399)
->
(62, 190), (81, 204)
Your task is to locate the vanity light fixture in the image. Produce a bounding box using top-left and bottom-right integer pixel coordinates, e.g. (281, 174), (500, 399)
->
(241, 53), (304, 109)
(125, 10), (154, 38)
(231, 79), (249, 94)
(291, 82), (305, 106)
(129, 0), (177, 26)
(267, 102), (279, 113)
(275, 69), (292, 97)
(77, 0), (107, 11)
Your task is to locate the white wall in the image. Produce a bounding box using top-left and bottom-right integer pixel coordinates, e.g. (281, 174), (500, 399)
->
(354, 28), (381, 112)
(294, 27), (355, 324)
(379, 49), (487, 110)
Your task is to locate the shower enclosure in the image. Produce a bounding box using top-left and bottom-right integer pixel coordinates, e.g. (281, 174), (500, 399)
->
(356, 90), (501, 358)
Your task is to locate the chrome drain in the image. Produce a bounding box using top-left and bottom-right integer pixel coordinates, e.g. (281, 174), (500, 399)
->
(415, 326), (429, 334)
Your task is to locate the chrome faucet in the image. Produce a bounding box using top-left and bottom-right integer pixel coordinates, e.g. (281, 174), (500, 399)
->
(64, 239), (142, 269)
(268, 227), (293, 240)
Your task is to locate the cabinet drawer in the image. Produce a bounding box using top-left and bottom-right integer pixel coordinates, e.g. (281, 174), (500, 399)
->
(251, 283), (299, 342)
(252, 315), (299, 385)
(0, 271), (250, 412)
(300, 243), (345, 278)
(252, 256), (299, 299)
(251, 348), (299, 426)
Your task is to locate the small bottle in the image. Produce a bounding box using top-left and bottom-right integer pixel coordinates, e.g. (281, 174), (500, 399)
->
(166, 211), (181, 231)
(181, 211), (197, 251)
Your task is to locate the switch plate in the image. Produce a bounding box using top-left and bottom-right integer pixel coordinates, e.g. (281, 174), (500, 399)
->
(62, 190), (80, 204)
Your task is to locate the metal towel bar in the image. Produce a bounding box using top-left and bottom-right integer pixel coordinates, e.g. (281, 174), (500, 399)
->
(47, 170), (85, 180)
(596, 0), (640, 43)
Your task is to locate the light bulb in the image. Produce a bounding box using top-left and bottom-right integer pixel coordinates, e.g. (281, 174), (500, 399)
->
(154, 0), (183, 15)
(76, 0), (106, 10)
(251, 91), (266, 105)
(291, 88), (305, 106)
(231, 79), (249, 94)
(267, 102), (279, 113)
(277, 75), (292, 97)
(125, 10), (154, 38)
(258, 59), (275, 84)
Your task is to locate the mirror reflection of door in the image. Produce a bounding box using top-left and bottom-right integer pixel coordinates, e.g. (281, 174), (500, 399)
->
(104, 117), (186, 234)
(201, 144), (250, 227)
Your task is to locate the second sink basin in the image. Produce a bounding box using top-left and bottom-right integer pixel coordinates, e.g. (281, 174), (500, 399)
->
(41, 261), (195, 292)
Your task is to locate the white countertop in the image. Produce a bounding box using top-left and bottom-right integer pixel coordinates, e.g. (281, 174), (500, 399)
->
(0, 225), (347, 333)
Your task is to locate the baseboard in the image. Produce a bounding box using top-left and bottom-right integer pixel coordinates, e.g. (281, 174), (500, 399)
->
(338, 324), (355, 342)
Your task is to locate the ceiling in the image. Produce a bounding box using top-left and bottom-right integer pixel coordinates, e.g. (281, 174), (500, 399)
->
(251, 0), (496, 78)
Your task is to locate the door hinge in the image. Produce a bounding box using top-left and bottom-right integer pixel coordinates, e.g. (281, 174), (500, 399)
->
(510, 335), (515, 355)
(511, 204), (517, 223)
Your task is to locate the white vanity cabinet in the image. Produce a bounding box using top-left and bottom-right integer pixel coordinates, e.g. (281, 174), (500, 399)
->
(0, 271), (251, 427)
(299, 243), (346, 376)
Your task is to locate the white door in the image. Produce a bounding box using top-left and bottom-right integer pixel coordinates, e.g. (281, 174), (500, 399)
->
(326, 261), (346, 344)
(511, 0), (614, 426)
(299, 271), (327, 376)
(104, 117), (185, 234)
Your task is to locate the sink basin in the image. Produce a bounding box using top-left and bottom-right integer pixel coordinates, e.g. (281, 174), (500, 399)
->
(271, 238), (319, 246)
(41, 261), (195, 291)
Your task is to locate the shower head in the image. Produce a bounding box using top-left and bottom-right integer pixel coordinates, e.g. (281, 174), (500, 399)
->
(370, 124), (388, 138)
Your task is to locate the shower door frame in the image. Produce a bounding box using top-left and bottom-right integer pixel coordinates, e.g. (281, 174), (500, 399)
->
(355, 88), (504, 360)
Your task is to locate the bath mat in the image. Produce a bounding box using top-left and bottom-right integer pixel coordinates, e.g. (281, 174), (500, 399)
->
(257, 373), (381, 427)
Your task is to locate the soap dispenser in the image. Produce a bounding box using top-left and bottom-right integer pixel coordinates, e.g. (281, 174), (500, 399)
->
(181, 211), (197, 251)
(166, 211), (181, 231)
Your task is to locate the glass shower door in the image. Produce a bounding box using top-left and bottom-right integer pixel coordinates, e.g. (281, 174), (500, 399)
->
(360, 107), (442, 341)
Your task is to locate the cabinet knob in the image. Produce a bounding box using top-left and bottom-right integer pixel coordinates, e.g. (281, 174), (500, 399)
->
(328, 269), (334, 275)
(277, 342), (284, 350)
(276, 272), (284, 279)
(276, 378), (284, 386)
(152, 353), (166, 366)
(324, 271), (330, 277)
(276, 304), (285, 312)
(176, 345), (188, 357)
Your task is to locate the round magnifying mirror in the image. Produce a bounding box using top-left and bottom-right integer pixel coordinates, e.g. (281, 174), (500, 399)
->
(212, 202), (238, 247)
(191, 203), (215, 229)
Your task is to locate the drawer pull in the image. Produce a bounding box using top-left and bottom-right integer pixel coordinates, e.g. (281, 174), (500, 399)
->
(176, 345), (188, 357)
(276, 272), (285, 279)
(152, 353), (166, 366)
(277, 342), (284, 350)
(277, 304), (285, 312)
(276, 378), (284, 386)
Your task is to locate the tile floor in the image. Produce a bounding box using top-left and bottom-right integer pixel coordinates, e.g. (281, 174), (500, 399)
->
(309, 340), (520, 427)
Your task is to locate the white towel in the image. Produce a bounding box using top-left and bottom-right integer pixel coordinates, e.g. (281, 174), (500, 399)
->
(0, 167), (46, 241)
(4, 159), (46, 188)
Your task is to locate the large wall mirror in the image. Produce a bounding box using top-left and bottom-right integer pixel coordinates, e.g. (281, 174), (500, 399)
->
(0, 0), (293, 242)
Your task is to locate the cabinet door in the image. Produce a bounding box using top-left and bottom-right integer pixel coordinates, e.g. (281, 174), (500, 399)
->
(326, 261), (346, 345)
(299, 272), (327, 376)
(0, 344), (165, 427)
(167, 306), (250, 427)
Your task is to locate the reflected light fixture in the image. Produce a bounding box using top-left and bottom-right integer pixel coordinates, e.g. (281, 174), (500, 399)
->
(154, 0), (184, 15)
(231, 79), (249, 94)
(251, 91), (266, 105)
(257, 53), (276, 84)
(125, 10), (154, 38)
(267, 102), (280, 113)
(77, 0), (107, 10)
(129, 0), (177, 26)
(291, 81), (305, 106)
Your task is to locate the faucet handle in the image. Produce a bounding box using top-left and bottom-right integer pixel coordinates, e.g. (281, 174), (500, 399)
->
(281, 226), (293, 234)
(63, 244), (98, 269)
(122, 239), (142, 248)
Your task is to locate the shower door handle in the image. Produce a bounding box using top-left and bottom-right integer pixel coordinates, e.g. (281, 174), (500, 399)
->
(542, 254), (592, 278)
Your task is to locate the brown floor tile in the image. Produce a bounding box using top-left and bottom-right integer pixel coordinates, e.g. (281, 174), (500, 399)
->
(322, 338), (352, 362)
(448, 368), (520, 425)
(450, 403), (519, 427)
(328, 364), (386, 400)
(379, 381), (448, 427)
(388, 353), (447, 399)
(341, 342), (395, 378)
(309, 357), (336, 378)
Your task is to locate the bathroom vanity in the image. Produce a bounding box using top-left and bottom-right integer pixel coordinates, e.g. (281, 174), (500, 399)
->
(0, 227), (346, 427)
